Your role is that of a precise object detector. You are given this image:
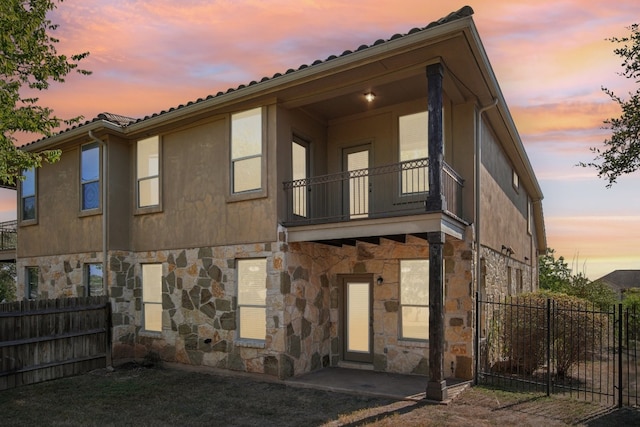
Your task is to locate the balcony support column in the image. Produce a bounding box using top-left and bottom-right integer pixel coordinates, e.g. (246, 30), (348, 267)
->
(426, 230), (448, 401)
(426, 63), (446, 212)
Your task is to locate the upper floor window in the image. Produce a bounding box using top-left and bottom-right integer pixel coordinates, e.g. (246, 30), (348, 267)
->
(399, 112), (428, 194)
(237, 258), (266, 341)
(512, 169), (519, 191)
(21, 168), (36, 222)
(85, 263), (104, 296)
(137, 136), (160, 209)
(26, 266), (39, 299)
(400, 259), (429, 340)
(81, 142), (100, 211)
(231, 108), (263, 194)
(142, 263), (163, 332)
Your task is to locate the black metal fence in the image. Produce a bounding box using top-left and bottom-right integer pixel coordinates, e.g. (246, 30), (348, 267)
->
(475, 292), (639, 407)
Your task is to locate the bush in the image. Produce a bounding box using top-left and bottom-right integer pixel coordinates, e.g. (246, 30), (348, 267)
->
(494, 291), (609, 377)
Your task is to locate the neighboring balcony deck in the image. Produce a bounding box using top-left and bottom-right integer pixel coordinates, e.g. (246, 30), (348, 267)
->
(282, 159), (465, 243)
(0, 220), (17, 262)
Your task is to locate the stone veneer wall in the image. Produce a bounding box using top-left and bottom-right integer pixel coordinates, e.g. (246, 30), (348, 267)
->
(16, 252), (104, 299)
(480, 246), (536, 300)
(108, 241), (288, 377)
(284, 228), (475, 379)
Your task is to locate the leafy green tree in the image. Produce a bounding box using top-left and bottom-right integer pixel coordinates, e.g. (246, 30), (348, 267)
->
(1, 0), (90, 185)
(581, 24), (640, 186)
(538, 248), (616, 309)
(539, 248), (572, 292)
(0, 262), (16, 302)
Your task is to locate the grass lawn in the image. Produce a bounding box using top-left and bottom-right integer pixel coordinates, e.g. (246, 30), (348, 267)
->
(0, 362), (638, 426)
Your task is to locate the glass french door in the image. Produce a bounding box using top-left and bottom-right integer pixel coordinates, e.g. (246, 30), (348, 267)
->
(291, 139), (309, 217)
(340, 275), (373, 363)
(342, 145), (371, 219)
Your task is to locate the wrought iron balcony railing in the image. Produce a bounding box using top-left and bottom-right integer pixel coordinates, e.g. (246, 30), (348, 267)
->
(283, 158), (463, 226)
(0, 220), (17, 251)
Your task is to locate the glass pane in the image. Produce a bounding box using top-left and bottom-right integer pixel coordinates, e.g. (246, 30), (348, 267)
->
(144, 303), (162, 332)
(81, 143), (100, 182)
(239, 307), (266, 340)
(82, 181), (100, 210)
(87, 264), (103, 296)
(137, 136), (159, 179)
(233, 157), (261, 193)
(399, 112), (428, 161)
(27, 267), (38, 299)
(138, 177), (160, 207)
(238, 259), (266, 305)
(292, 141), (307, 217)
(347, 282), (369, 353)
(347, 150), (369, 219)
(22, 168), (35, 197)
(231, 108), (262, 159)
(143, 264), (163, 303)
(402, 306), (429, 340)
(22, 196), (35, 221)
(401, 260), (429, 305)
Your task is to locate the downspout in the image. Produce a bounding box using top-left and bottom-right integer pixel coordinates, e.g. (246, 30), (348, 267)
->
(475, 98), (497, 298)
(474, 98), (496, 386)
(88, 131), (108, 298)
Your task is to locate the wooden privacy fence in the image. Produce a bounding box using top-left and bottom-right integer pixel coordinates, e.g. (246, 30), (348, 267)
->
(0, 296), (111, 390)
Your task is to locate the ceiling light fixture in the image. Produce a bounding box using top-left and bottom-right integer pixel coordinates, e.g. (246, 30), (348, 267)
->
(364, 92), (376, 102)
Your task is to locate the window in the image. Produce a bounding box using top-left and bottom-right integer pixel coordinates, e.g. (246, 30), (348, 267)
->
(21, 168), (36, 221)
(527, 199), (532, 235)
(26, 266), (39, 299)
(512, 169), (519, 190)
(507, 266), (512, 296)
(81, 142), (100, 211)
(237, 258), (266, 341)
(231, 108), (263, 194)
(137, 136), (160, 208)
(399, 112), (428, 194)
(142, 264), (163, 332)
(86, 263), (104, 296)
(400, 260), (429, 340)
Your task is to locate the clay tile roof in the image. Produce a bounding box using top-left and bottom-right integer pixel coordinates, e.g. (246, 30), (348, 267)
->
(23, 5), (474, 145)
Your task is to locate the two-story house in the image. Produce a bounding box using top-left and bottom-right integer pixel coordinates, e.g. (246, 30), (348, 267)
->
(16, 6), (545, 400)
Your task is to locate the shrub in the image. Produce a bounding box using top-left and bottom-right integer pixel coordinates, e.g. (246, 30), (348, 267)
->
(495, 291), (609, 377)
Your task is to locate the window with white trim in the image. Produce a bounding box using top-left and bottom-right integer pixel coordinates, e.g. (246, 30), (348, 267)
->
(86, 263), (104, 296)
(21, 168), (36, 221)
(399, 112), (429, 194)
(26, 266), (39, 299)
(137, 136), (160, 208)
(81, 142), (100, 211)
(231, 108), (263, 194)
(400, 259), (429, 340)
(142, 264), (163, 332)
(237, 258), (266, 341)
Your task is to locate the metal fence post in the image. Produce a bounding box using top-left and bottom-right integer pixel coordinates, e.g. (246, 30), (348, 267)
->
(618, 303), (623, 408)
(475, 291), (479, 386)
(546, 298), (551, 397)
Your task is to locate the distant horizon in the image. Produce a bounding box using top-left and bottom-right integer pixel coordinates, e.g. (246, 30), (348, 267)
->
(3, 0), (639, 281)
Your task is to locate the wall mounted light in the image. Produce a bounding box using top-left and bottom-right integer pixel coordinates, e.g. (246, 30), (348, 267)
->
(377, 276), (383, 285)
(364, 92), (376, 102)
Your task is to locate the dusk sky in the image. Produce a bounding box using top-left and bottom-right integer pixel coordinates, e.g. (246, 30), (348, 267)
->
(2, 0), (639, 280)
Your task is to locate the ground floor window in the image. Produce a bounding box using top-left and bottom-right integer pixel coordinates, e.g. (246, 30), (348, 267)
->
(85, 263), (104, 296)
(237, 258), (266, 341)
(400, 259), (429, 340)
(142, 264), (163, 332)
(26, 266), (39, 299)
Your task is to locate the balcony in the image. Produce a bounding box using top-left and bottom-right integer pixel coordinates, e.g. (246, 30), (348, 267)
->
(0, 220), (17, 262)
(283, 159), (463, 228)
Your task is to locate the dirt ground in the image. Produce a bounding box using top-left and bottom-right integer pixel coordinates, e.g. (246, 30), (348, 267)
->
(0, 363), (638, 426)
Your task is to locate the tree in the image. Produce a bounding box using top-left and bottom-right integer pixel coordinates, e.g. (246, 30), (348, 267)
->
(538, 248), (617, 309)
(581, 24), (640, 186)
(0, 0), (90, 185)
(539, 248), (572, 292)
(0, 262), (16, 302)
